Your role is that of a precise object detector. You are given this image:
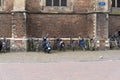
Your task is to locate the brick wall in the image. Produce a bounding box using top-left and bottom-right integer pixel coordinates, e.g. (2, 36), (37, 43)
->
(0, 14), (11, 37)
(0, 0), (13, 37)
(73, 0), (95, 12)
(27, 14), (94, 38)
(109, 15), (120, 36)
(26, 0), (95, 38)
(96, 13), (108, 40)
(2, 0), (14, 11)
(26, 0), (41, 12)
(0, 0), (115, 39)
(26, 0), (95, 13)
(0, 0), (14, 37)
(12, 13), (26, 38)
(87, 14), (95, 37)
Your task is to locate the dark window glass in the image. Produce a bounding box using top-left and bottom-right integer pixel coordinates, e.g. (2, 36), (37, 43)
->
(0, 0), (1, 6)
(46, 0), (52, 6)
(61, 0), (67, 6)
(53, 0), (59, 6)
(112, 0), (115, 7)
(117, 0), (120, 7)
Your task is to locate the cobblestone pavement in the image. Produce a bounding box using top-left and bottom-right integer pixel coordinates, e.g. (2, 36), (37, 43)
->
(0, 50), (120, 80)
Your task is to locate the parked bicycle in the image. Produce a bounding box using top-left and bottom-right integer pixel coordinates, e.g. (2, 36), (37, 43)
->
(53, 37), (65, 51)
(67, 37), (75, 51)
(0, 37), (9, 53)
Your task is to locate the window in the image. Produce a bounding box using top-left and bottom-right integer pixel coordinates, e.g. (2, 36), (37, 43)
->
(41, 0), (73, 13)
(46, 0), (67, 6)
(112, 0), (115, 7)
(0, 0), (2, 7)
(61, 0), (67, 6)
(0, 0), (1, 6)
(117, 0), (120, 7)
(112, 0), (120, 8)
(53, 0), (59, 6)
(46, 0), (52, 6)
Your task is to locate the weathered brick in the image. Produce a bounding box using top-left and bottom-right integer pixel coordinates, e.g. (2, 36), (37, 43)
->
(109, 15), (120, 36)
(0, 0), (118, 51)
(0, 14), (11, 37)
(27, 14), (94, 38)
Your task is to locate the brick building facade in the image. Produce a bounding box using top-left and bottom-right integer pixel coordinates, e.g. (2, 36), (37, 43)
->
(0, 0), (118, 51)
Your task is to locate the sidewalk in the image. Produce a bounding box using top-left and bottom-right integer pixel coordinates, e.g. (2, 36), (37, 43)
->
(0, 50), (119, 63)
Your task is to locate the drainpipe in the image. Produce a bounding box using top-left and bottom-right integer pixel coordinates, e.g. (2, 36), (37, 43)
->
(23, 12), (27, 51)
(105, 13), (110, 47)
(11, 12), (15, 51)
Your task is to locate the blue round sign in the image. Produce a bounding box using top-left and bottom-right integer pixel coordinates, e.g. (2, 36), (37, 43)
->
(98, 1), (106, 6)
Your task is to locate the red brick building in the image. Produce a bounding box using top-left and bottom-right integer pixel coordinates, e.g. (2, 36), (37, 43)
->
(0, 0), (118, 51)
